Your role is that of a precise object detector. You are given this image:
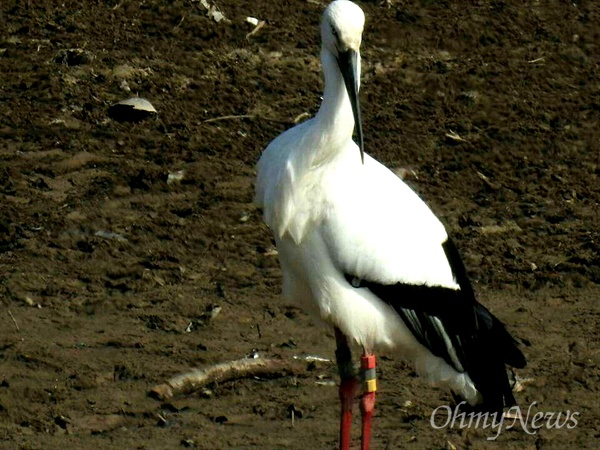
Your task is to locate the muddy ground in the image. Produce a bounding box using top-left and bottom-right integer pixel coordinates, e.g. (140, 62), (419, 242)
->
(0, 0), (598, 449)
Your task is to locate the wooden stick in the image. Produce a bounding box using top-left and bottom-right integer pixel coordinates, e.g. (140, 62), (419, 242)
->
(246, 20), (266, 39)
(7, 308), (20, 332)
(201, 114), (294, 125)
(149, 357), (307, 401)
(2, 298), (21, 332)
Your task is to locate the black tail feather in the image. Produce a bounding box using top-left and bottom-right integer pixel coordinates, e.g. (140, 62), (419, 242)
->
(475, 303), (526, 370)
(466, 303), (525, 412)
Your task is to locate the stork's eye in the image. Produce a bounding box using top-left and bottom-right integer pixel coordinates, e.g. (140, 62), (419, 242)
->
(331, 26), (339, 40)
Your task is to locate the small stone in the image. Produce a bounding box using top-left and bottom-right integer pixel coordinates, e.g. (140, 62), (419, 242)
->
(108, 97), (157, 122)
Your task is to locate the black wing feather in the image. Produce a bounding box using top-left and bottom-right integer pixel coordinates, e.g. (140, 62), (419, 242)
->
(345, 237), (526, 413)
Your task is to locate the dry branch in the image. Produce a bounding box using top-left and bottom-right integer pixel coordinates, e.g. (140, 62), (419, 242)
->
(149, 357), (307, 401)
(201, 114), (293, 125)
(246, 20), (266, 39)
(7, 308), (20, 332)
(2, 295), (21, 332)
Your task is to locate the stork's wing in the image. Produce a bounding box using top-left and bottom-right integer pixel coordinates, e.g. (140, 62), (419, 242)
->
(321, 153), (456, 288)
(321, 155), (526, 411)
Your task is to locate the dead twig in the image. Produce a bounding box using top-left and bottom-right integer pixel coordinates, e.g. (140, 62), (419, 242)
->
(476, 170), (501, 191)
(2, 294), (21, 332)
(246, 20), (266, 39)
(149, 357), (307, 401)
(7, 308), (20, 332)
(201, 114), (294, 125)
(528, 57), (545, 64)
(173, 15), (186, 30)
(293, 112), (311, 124)
(445, 129), (466, 142)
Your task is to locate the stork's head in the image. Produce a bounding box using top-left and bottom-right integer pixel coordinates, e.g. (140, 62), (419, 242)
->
(322, 0), (365, 163)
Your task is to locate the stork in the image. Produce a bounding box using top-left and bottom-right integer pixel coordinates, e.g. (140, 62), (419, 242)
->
(254, 1), (526, 449)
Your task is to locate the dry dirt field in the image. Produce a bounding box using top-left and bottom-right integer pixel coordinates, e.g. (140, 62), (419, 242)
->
(0, 0), (598, 449)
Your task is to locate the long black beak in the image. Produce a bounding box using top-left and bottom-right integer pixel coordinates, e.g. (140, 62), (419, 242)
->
(337, 49), (364, 164)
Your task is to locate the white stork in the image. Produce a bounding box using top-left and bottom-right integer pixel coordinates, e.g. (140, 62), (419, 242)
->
(254, 1), (526, 449)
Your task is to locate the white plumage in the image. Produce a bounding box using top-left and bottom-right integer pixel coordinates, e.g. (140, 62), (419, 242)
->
(255, 0), (473, 398)
(255, 1), (524, 448)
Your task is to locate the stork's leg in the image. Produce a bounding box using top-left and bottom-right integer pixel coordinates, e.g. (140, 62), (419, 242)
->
(334, 328), (356, 450)
(360, 352), (377, 450)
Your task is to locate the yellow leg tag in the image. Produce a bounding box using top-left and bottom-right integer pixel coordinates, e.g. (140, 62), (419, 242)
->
(365, 378), (377, 393)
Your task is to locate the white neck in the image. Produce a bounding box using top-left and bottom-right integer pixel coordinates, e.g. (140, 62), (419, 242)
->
(314, 49), (357, 151)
